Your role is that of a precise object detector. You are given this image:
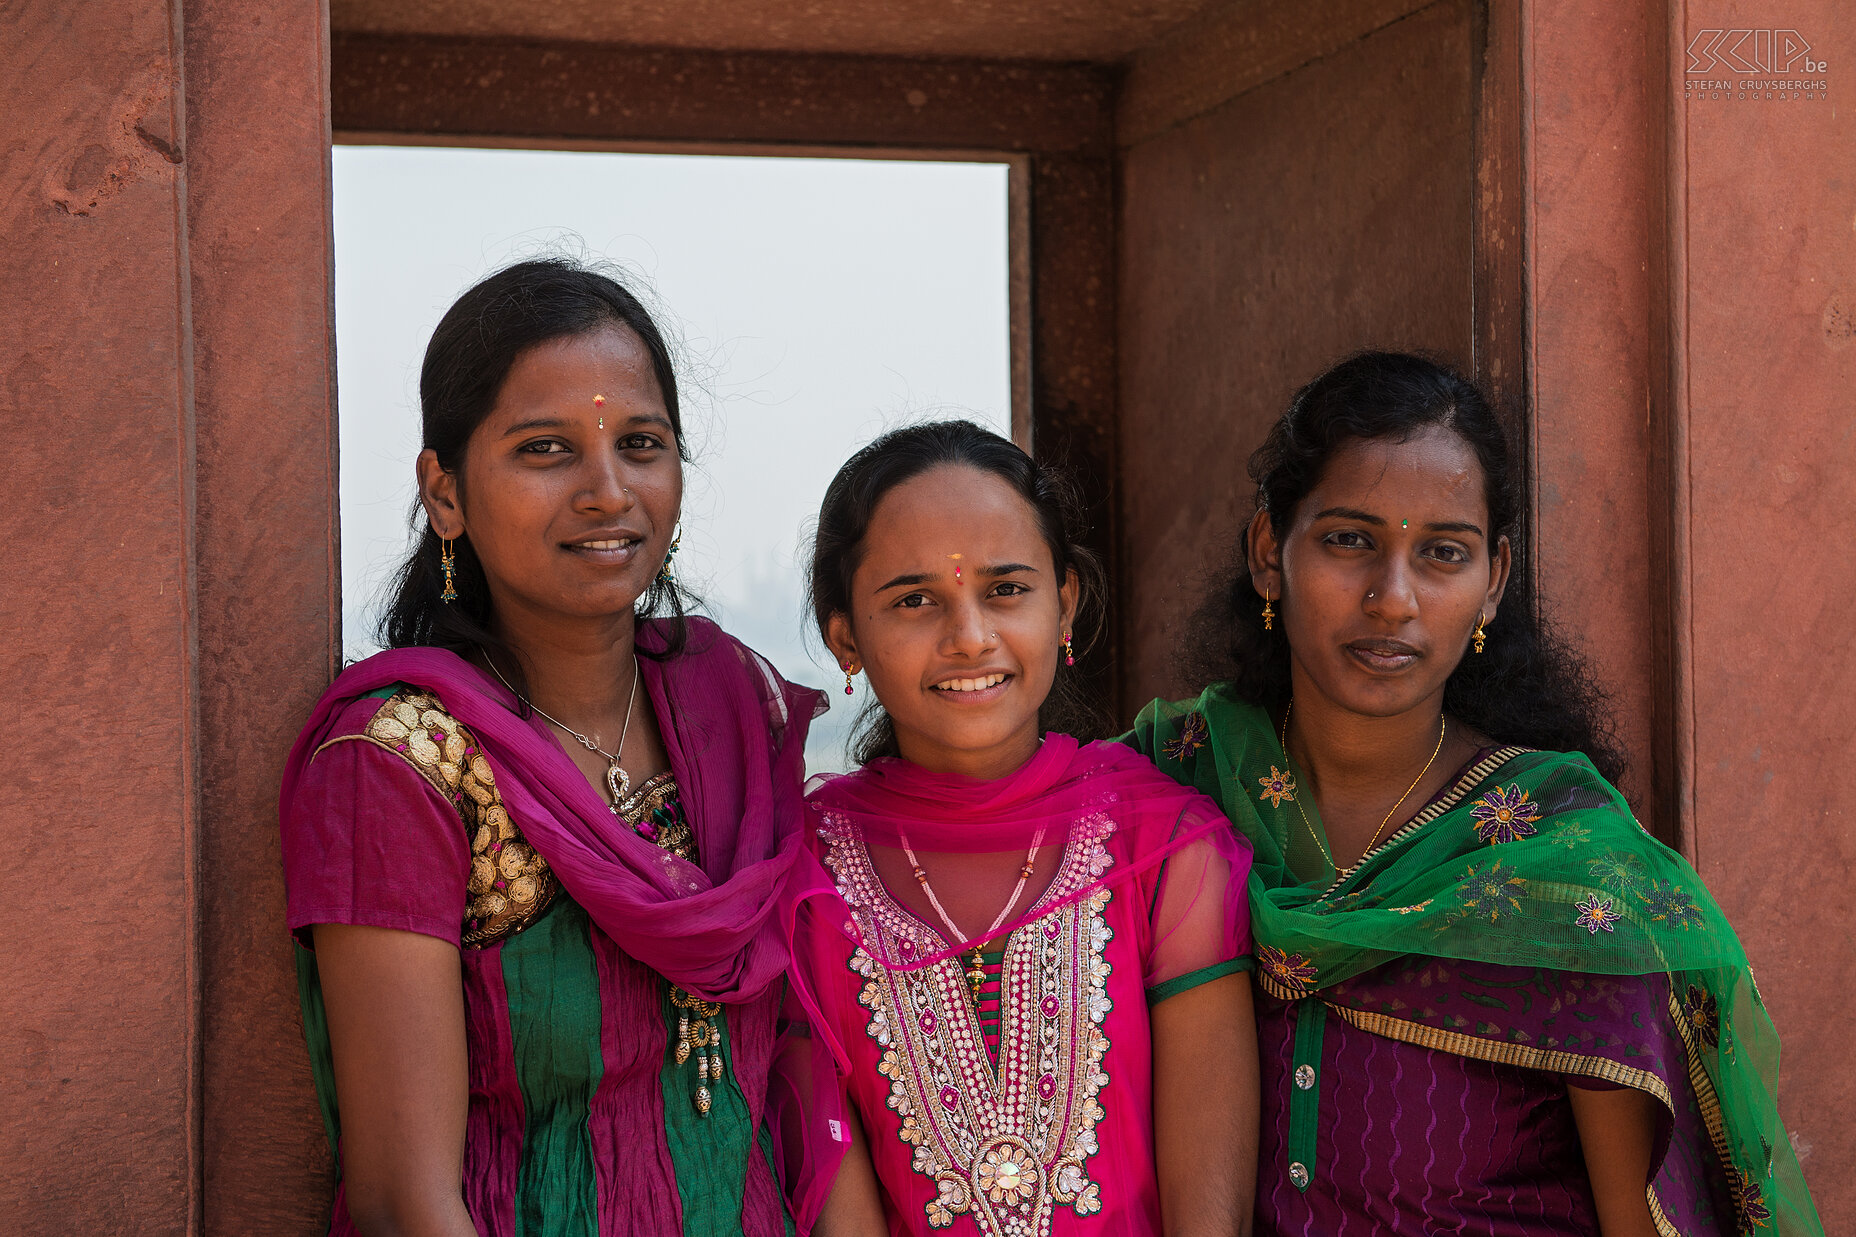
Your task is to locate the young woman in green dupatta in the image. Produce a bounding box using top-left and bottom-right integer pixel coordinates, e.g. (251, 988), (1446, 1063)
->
(1126, 353), (1821, 1237)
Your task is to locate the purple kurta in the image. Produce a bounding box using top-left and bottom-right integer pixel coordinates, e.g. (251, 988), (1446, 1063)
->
(1255, 956), (1734, 1237)
(1257, 986), (1598, 1235)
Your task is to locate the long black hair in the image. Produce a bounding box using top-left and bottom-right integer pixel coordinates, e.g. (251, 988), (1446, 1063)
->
(1184, 351), (1626, 782)
(379, 257), (696, 667)
(808, 420), (1107, 765)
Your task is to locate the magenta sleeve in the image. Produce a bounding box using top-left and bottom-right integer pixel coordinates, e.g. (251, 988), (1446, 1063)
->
(280, 731), (471, 950)
(1143, 799), (1256, 989)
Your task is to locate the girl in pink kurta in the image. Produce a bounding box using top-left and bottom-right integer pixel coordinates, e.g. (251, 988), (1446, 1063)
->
(783, 422), (1259, 1236)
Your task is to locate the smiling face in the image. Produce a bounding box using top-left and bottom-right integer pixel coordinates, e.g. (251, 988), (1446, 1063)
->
(826, 463), (1078, 778)
(1250, 425), (1511, 720)
(418, 323), (681, 632)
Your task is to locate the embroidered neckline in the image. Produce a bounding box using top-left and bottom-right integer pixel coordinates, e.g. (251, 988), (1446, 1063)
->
(832, 814), (1113, 962)
(819, 812), (1118, 1236)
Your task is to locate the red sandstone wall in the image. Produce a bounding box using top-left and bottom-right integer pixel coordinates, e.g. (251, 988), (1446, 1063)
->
(0, 0), (338, 1231)
(1, 5), (200, 1227)
(1116, 0), (1476, 700)
(1529, 0), (1850, 1219)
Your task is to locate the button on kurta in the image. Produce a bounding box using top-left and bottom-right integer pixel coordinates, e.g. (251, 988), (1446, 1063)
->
(1294, 1063), (1316, 1090)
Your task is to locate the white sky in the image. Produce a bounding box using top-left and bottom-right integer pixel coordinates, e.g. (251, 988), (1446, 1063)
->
(333, 145), (1011, 770)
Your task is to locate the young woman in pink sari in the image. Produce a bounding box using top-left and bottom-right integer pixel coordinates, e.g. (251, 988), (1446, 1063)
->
(787, 422), (1260, 1236)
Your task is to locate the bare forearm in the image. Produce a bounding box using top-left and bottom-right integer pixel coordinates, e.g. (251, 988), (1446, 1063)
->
(316, 924), (476, 1237)
(344, 1189), (479, 1237)
(1568, 1083), (1661, 1237)
(1153, 974), (1259, 1237)
(813, 1106), (888, 1237)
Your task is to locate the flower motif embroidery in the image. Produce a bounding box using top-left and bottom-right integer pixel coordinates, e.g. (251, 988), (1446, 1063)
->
(926, 1177), (966, 1228)
(1639, 880), (1703, 929)
(1573, 895), (1620, 934)
(1457, 858), (1528, 922)
(1588, 849), (1647, 894)
(1162, 711), (1208, 762)
(977, 1143), (1041, 1206)
(1257, 765), (1298, 808)
(1470, 784), (1542, 844)
(1258, 944), (1318, 993)
(1550, 822), (1594, 849)
(1731, 1166), (1773, 1232)
(1682, 984), (1722, 1049)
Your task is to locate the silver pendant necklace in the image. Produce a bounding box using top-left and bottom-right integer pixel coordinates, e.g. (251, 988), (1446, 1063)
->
(489, 654), (641, 813)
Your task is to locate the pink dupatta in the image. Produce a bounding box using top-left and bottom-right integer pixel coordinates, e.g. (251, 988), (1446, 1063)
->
(280, 617), (825, 1002)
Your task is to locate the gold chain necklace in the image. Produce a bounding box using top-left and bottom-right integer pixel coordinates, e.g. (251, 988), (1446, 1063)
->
(1280, 700), (1447, 875)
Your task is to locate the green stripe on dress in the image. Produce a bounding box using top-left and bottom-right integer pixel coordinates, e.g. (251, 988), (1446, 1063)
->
(502, 897), (605, 1237)
(294, 944), (343, 1175)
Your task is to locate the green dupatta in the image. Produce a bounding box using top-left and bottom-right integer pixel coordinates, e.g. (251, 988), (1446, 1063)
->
(1127, 683), (1822, 1237)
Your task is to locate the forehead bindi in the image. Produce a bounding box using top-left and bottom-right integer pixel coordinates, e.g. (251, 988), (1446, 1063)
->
(1304, 428), (1488, 528)
(859, 465), (1053, 583)
(491, 325), (664, 423)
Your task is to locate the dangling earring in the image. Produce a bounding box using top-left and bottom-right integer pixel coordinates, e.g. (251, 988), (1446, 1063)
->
(440, 537), (459, 603)
(1261, 582), (1275, 630)
(657, 526), (682, 586)
(1061, 632), (1075, 666)
(1473, 613), (1487, 654)
(841, 662), (856, 696)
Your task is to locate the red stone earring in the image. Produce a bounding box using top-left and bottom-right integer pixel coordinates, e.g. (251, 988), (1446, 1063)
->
(841, 662), (856, 695)
(1061, 632), (1075, 666)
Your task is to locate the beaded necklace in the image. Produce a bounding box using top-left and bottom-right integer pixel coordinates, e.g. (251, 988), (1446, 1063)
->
(899, 828), (1048, 1001)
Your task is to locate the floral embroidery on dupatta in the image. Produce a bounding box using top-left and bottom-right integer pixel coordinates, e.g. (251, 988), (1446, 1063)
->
(1256, 766), (1297, 808)
(819, 811), (1117, 1236)
(1256, 945), (1318, 995)
(1573, 894), (1621, 934)
(1469, 784), (1541, 843)
(1160, 711), (1208, 763)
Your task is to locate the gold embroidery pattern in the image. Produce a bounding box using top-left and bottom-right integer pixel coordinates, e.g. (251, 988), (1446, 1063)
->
(821, 811), (1116, 1237)
(317, 688), (557, 947)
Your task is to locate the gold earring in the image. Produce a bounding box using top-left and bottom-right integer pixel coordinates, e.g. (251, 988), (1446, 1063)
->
(841, 661), (856, 696)
(1473, 613), (1487, 654)
(657, 526), (682, 586)
(1261, 583), (1275, 631)
(440, 536), (458, 603)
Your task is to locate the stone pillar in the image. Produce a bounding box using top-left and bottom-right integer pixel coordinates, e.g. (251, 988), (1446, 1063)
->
(1528, 0), (1849, 1220)
(0, 0), (337, 1230)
